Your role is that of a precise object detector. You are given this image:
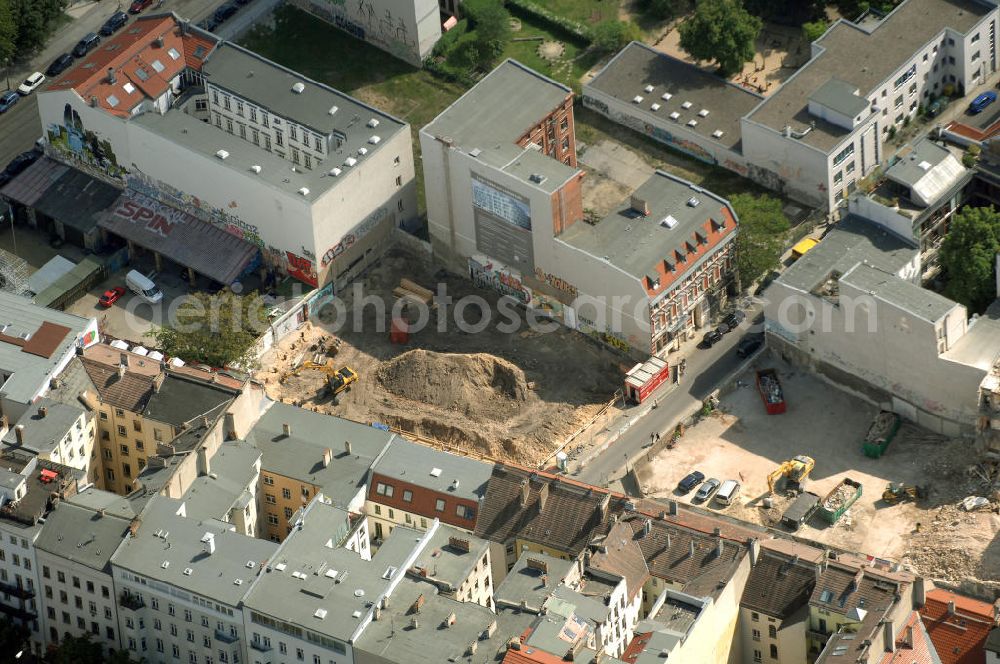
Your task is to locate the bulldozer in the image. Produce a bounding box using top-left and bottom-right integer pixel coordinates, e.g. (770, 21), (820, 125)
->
(767, 455), (816, 495)
(882, 483), (927, 505)
(280, 357), (358, 401)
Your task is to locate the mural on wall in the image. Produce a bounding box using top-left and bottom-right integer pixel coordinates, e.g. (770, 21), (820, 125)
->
(295, 0), (419, 63)
(320, 206), (388, 267)
(286, 251), (318, 287)
(469, 256), (531, 304)
(533, 267), (578, 298)
(46, 105), (125, 179)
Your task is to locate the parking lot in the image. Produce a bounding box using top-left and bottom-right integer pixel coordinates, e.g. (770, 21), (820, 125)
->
(636, 355), (1000, 584)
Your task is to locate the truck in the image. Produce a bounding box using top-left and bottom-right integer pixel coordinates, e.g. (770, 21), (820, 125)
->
(862, 411), (902, 459)
(756, 369), (787, 414)
(817, 478), (863, 525)
(780, 491), (820, 531)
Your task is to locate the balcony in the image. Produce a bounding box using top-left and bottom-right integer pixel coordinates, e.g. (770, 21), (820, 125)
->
(215, 629), (240, 644)
(0, 580), (34, 599)
(250, 639), (272, 652)
(119, 591), (145, 611)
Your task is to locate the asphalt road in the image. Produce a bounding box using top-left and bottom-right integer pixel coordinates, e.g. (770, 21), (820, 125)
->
(576, 308), (763, 487)
(0, 94), (41, 168)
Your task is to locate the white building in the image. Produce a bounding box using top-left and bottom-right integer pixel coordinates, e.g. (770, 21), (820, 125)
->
(289, 0), (442, 67)
(37, 14), (417, 288)
(2, 399), (97, 483)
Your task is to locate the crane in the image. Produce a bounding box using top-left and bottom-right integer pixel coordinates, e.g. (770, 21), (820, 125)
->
(767, 455), (816, 495)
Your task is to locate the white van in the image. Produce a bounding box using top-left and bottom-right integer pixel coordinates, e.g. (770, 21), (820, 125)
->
(715, 480), (741, 506)
(125, 270), (163, 304)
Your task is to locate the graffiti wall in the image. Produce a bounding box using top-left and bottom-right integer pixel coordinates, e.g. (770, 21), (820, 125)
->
(47, 104), (126, 179)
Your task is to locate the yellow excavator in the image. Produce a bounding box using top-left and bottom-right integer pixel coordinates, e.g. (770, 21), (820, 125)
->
(882, 483), (927, 505)
(767, 455), (816, 495)
(280, 356), (358, 400)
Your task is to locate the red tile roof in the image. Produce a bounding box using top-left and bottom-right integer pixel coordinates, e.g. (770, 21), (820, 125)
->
(643, 204), (737, 297)
(881, 611), (941, 664)
(49, 16), (216, 117)
(920, 588), (998, 664)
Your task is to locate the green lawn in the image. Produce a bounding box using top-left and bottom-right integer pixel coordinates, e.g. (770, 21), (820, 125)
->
(503, 14), (604, 92)
(240, 6), (466, 214)
(540, 0), (622, 25)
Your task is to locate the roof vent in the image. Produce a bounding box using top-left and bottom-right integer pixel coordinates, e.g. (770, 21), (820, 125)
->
(698, 109), (710, 117)
(651, 103), (661, 112)
(660, 215), (679, 229)
(245, 561), (256, 569)
(297, 187), (310, 196)
(687, 196), (700, 207)
(328, 105), (339, 116)
(314, 608), (327, 619)
(661, 92), (672, 101)
(329, 167), (342, 177)
(344, 157), (357, 167)
(687, 119), (698, 127)
(183, 568), (193, 576)
(643, 84), (654, 93)
(161, 561), (169, 569)
(633, 95), (644, 104)
(233, 579), (243, 586)
(469, 147), (482, 158)
(357, 147), (368, 156)
(250, 164), (261, 173)
(215, 149), (229, 160)
(367, 118), (380, 128)
(669, 112), (681, 121)
(430, 468), (442, 477)
(712, 130), (725, 139)
(681, 101), (692, 109)
(291, 81), (305, 94)
(274, 563), (287, 572)
(324, 568), (339, 579)
(918, 160), (932, 171)
(368, 135), (381, 145)
(528, 173), (546, 184)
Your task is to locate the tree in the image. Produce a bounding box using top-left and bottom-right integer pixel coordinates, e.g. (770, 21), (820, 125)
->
(0, 617), (28, 656)
(743, 0), (824, 25)
(939, 205), (1000, 313)
(678, 0), (762, 77)
(643, 0), (679, 21)
(0, 1), (16, 65)
(153, 291), (267, 369)
(49, 633), (139, 664)
(730, 193), (790, 288)
(802, 19), (828, 44)
(591, 20), (641, 54)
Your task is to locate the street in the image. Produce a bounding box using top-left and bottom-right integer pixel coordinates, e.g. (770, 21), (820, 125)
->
(575, 308), (763, 487)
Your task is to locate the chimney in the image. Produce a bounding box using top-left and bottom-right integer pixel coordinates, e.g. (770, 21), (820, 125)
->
(913, 576), (926, 608)
(465, 641), (478, 657)
(883, 620), (895, 653)
(322, 448), (332, 468)
(120, 353), (129, 369)
(196, 446), (210, 476)
(668, 500), (678, 516)
(201, 532), (216, 555)
(641, 519), (652, 537)
(850, 569), (864, 592)
(282, 423), (292, 437)
(713, 527), (721, 537)
(519, 479), (530, 508)
(526, 558), (548, 574)
(373, 605), (382, 621)
(107, 67), (116, 84)
(344, 440), (352, 455)
(117, 364), (126, 380)
(409, 617), (419, 629)
(716, 539), (724, 558)
(947, 600), (956, 616)
(14, 424), (24, 445)
(541, 574), (548, 587)
(444, 612), (456, 628)
(689, 540), (696, 557)
(538, 483), (549, 511)
(748, 538), (760, 567)
(485, 620), (498, 638)
(37, 406), (47, 418)
(448, 536), (470, 553)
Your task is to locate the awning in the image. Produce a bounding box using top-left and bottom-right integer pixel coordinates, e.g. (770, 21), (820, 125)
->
(791, 238), (818, 257)
(98, 191), (259, 285)
(0, 157), (68, 207)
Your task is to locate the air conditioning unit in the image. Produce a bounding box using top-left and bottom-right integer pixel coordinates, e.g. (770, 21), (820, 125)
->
(357, 147), (368, 156)
(712, 130), (725, 139)
(298, 187), (310, 196)
(669, 112), (680, 121)
(250, 164), (261, 173)
(291, 82), (305, 94)
(367, 118), (380, 128)
(344, 157), (357, 167)
(328, 105), (339, 116)
(687, 119), (698, 127)
(329, 167), (342, 177)
(368, 135), (381, 145)
(215, 149), (229, 160)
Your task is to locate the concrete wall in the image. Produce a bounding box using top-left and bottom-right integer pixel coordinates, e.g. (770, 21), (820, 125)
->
(289, 0), (441, 66)
(740, 119), (830, 208)
(738, 606), (808, 664)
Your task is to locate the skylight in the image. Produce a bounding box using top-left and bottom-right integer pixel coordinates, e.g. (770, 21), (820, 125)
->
(106, 95), (119, 107)
(151, 59), (165, 73)
(135, 68), (150, 81)
(122, 82), (135, 94)
(167, 47), (180, 61)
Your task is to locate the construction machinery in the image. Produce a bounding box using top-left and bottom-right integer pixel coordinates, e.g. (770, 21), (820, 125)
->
(767, 455), (816, 494)
(280, 356), (359, 400)
(882, 483), (927, 505)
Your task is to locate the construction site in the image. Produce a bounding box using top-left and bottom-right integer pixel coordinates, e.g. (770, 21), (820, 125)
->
(256, 246), (629, 464)
(636, 356), (1000, 590)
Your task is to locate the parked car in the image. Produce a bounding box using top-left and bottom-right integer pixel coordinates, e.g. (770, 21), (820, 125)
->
(723, 310), (746, 329)
(677, 470), (705, 493)
(0, 150), (41, 186)
(17, 72), (45, 96)
(98, 286), (127, 308)
(968, 90), (997, 114)
(214, 2), (239, 22)
(927, 96), (949, 118)
(100, 11), (129, 36)
(72, 33), (101, 58)
(694, 478), (721, 502)
(715, 322), (732, 335)
(128, 0), (154, 14)
(715, 479), (742, 506)
(46, 53), (74, 77)
(702, 329), (723, 348)
(0, 91), (19, 114)
(198, 16), (221, 32)
(736, 333), (764, 358)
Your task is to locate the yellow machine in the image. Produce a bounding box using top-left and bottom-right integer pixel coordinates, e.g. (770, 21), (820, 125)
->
(280, 358), (358, 399)
(882, 483), (927, 505)
(767, 455), (816, 494)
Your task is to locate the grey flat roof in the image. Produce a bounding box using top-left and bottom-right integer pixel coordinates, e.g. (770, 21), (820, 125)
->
(371, 438), (493, 504)
(112, 496), (278, 606)
(412, 524), (489, 591)
(0, 291), (90, 404)
(887, 139), (953, 187)
(776, 215), (917, 294)
(748, 0), (994, 151)
(142, 373), (237, 427)
(943, 300), (1000, 369)
(585, 41), (762, 151)
(423, 59), (572, 169)
(548, 583), (610, 624)
(34, 502), (130, 571)
(246, 402), (395, 508)
(840, 262), (958, 322)
(559, 170), (737, 285)
(181, 441), (260, 520)
(495, 550), (575, 610)
(202, 42), (405, 140)
(501, 146), (581, 193)
(69, 487), (137, 520)
(3, 398), (86, 457)
(808, 78), (868, 118)
(885, 139), (968, 206)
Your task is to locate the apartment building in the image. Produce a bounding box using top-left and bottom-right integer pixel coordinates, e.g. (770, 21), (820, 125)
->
(2, 398), (96, 483)
(585, 0), (999, 211)
(919, 587), (1000, 663)
(38, 14), (417, 288)
(178, 440), (263, 538)
(33, 499), (131, 654)
(364, 437), (492, 541)
(244, 402), (395, 542)
(408, 524), (494, 609)
(0, 291), (96, 422)
(111, 495), (278, 664)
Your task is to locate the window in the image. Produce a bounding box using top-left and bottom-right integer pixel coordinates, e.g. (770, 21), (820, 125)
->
(374, 504), (381, 515)
(304, 154), (311, 169)
(123, 463), (132, 478)
(100, 411), (108, 421)
(376, 483), (394, 498)
(834, 171), (843, 185)
(153, 429), (163, 442)
(264, 135), (271, 151)
(226, 119), (233, 134)
(289, 125), (297, 142)
(263, 475), (274, 486)
(560, 116), (569, 131)
(239, 124), (246, 139)
(832, 143), (854, 166)
(236, 101), (243, 116)
(395, 175), (402, 187)
(43, 566), (50, 579)
(768, 625), (777, 639)
(284, 507), (293, 519)
(212, 90), (219, 105)
(314, 135), (323, 151)
(282, 488), (291, 500)
(456, 504), (474, 520)
(435, 499), (445, 512)
(398, 199), (404, 213)
(972, 32), (981, 43)
(769, 644), (778, 659)
(275, 130), (283, 147)
(402, 490), (412, 503)
(296, 648), (304, 661)
(115, 409), (125, 418)
(291, 148), (300, 164)
(106, 469), (115, 481)
(753, 649), (762, 663)
(752, 628), (761, 641)
(265, 494), (276, 505)
(751, 612), (759, 622)
(267, 514), (279, 525)
(393, 155), (400, 166)
(117, 425), (127, 436)
(262, 113), (269, 128)
(252, 129), (259, 145)
(184, 609), (192, 623)
(223, 95), (231, 111)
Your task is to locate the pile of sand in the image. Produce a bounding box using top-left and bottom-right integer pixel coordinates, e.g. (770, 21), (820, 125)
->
(377, 350), (532, 422)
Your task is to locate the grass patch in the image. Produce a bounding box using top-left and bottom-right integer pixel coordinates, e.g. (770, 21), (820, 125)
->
(541, 0), (621, 25)
(240, 6), (465, 215)
(503, 15), (604, 92)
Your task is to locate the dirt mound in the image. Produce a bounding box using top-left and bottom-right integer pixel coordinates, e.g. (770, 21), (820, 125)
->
(377, 350), (531, 422)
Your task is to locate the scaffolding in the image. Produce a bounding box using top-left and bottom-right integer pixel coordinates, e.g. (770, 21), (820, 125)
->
(0, 248), (29, 296)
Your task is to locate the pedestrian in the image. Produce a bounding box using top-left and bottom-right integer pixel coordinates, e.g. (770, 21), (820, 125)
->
(650, 432), (655, 444)
(655, 433), (660, 442)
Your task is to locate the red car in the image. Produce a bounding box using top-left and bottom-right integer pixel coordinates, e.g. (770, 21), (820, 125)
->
(129, 0), (154, 14)
(99, 286), (126, 308)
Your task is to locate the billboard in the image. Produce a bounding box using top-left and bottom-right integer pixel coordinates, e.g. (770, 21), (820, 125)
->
(471, 173), (534, 272)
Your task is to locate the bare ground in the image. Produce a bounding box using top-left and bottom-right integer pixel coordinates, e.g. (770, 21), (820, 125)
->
(256, 247), (630, 465)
